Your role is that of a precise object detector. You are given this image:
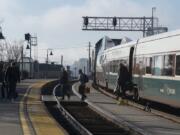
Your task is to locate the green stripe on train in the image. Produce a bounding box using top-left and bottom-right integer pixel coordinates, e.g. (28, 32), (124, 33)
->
(106, 74), (180, 101)
(133, 76), (180, 101)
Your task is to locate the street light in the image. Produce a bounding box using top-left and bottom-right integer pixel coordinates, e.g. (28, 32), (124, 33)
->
(46, 49), (53, 64)
(45, 49), (53, 79)
(26, 44), (30, 49)
(25, 33), (32, 78)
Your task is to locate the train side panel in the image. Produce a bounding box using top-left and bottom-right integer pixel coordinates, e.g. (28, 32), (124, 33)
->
(134, 32), (180, 108)
(95, 30), (180, 108)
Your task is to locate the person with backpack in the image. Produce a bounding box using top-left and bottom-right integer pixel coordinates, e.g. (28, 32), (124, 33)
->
(78, 69), (88, 101)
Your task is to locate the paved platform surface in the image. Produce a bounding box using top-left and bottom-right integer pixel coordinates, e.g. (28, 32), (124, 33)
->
(0, 79), (68, 135)
(72, 82), (180, 135)
(0, 79), (35, 135)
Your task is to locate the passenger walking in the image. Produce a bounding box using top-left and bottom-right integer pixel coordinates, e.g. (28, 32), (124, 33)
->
(78, 69), (87, 101)
(5, 62), (20, 102)
(60, 67), (70, 100)
(116, 63), (130, 98)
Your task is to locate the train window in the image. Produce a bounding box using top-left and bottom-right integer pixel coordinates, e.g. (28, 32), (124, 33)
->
(152, 56), (163, 76)
(163, 55), (174, 76)
(176, 55), (180, 75)
(107, 62), (110, 72)
(99, 55), (103, 64)
(113, 61), (116, 72)
(146, 57), (152, 74)
(110, 60), (121, 73)
(134, 57), (145, 75)
(110, 62), (112, 72)
(115, 61), (119, 73)
(134, 58), (140, 74)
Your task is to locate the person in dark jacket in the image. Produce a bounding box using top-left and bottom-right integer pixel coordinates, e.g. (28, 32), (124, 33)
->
(78, 69), (87, 101)
(117, 63), (130, 98)
(60, 67), (70, 100)
(0, 63), (6, 99)
(5, 62), (20, 102)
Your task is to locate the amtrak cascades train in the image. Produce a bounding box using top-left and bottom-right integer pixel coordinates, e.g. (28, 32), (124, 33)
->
(95, 30), (180, 108)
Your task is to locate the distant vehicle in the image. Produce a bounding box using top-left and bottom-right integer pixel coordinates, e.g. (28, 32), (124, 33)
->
(95, 30), (180, 108)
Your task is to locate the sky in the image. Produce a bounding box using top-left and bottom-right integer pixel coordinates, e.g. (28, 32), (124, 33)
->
(0, 0), (180, 65)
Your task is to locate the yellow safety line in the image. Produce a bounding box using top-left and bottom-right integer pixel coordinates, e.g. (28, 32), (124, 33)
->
(19, 81), (48, 135)
(20, 80), (67, 135)
(19, 86), (33, 135)
(28, 82), (67, 135)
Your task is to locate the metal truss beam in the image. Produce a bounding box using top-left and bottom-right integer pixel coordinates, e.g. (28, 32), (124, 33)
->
(82, 16), (161, 37)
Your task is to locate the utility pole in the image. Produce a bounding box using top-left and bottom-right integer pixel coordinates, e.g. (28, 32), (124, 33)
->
(88, 42), (91, 75)
(21, 45), (24, 79)
(61, 55), (63, 66)
(152, 7), (156, 35)
(74, 67), (77, 78)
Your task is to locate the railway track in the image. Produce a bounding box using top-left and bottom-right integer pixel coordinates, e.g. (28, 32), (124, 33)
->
(42, 81), (180, 135)
(59, 101), (132, 135)
(49, 83), (139, 135)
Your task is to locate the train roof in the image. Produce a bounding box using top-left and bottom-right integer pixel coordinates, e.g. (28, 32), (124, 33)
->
(106, 29), (180, 51)
(95, 36), (133, 51)
(102, 29), (180, 61)
(139, 29), (180, 44)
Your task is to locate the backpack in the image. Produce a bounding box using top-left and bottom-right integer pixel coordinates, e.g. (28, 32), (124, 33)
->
(84, 74), (89, 83)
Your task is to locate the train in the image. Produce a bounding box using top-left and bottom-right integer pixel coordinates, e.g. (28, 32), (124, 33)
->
(94, 30), (180, 108)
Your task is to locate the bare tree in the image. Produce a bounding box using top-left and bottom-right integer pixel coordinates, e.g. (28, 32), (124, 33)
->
(12, 41), (22, 61)
(6, 40), (23, 62)
(0, 41), (4, 61)
(0, 40), (8, 61)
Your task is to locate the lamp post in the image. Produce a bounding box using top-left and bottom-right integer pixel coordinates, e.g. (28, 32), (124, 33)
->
(21, 40), (31, 79)
(25, 33), (32, 78)
(46, 49), (53, 64)
(45, 49), (53, 79)
(24, 33), (38, 78)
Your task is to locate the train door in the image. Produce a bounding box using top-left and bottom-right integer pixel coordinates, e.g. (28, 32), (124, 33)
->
(129, 46), (140, 99)
(129, 47), (134, 81)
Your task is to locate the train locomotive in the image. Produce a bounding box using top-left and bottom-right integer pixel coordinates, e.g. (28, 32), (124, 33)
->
(94, 30), (180, 108)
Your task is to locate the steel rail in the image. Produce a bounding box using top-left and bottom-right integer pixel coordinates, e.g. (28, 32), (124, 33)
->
(53, 83), (93, 135)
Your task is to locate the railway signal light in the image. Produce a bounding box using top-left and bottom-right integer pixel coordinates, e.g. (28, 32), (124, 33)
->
(25, 33), (31, 41)
(84, 16), (89, 26)
(113, 17), (117, 27)
(0, 32), (4, 39)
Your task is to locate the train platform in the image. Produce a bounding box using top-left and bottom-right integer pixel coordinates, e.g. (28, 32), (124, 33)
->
(0, 79), (68, 135)
(72, 82), (180, 135)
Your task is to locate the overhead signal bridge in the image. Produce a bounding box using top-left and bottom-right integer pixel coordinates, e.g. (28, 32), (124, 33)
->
(82, 16), (168, 37)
